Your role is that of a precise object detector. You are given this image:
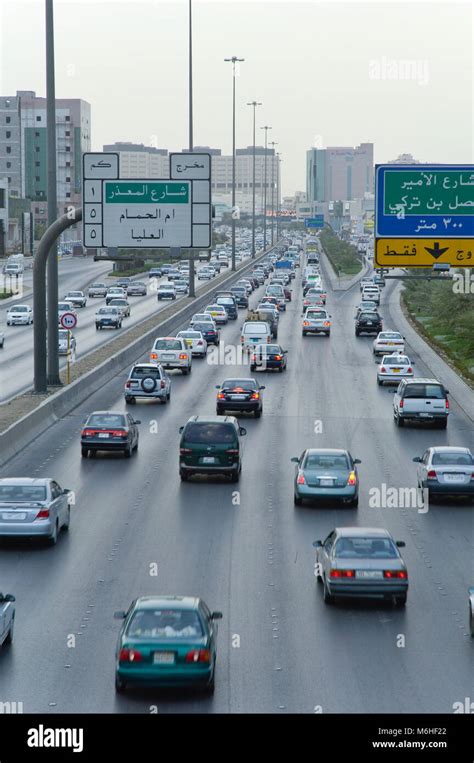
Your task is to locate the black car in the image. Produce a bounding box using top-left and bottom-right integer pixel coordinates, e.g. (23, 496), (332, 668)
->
(355, 311), (383, 336)
(191, 321), (220, 346)
(216, 378), (265, 418)
(230, 287), (249, 308)
(149, 267), (163, 279)
(216, 296), (238, 320)
(81, 411), (140, 458)
(116, 278), (132, 289)
(250, 344), (287, 372)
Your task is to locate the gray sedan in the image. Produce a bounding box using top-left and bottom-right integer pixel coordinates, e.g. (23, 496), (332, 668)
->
(0, 478), (72, 545)
(413, 446), (474, 502)
(313, 527), (408, 606)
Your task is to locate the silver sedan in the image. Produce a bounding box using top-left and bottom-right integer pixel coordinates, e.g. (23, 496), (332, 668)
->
(0, 478), (72, 545)
(413, 446), (474, 502)
(313, 527), (408, 606)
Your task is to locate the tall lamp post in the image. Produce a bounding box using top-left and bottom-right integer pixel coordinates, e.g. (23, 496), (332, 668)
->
(276, 152), (282, 241)
(224, 56), (245, 271)
(187, 0), (196, 297)
(268, 140), (278, 245)
(260, 125), (271, 250)
(247, 101), (261, 259)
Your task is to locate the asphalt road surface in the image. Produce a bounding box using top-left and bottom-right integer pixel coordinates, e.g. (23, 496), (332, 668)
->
(0, 262), (472, 713)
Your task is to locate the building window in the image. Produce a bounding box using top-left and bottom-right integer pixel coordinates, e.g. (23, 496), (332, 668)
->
(66, 193), (71, 198)
(66, 176), (71, 182)
(5, 117), (11, 124)
(35, 207), (39, 214)
(6, 146), (11, 154)
(6, 131), (11, 138)
(35, 161), (40, 167)
(66, 161), (71, 167)
(35, 176), (40, 181)
(65, 146), (70, 152)
(65, 130), (70, 136)
(6, 162), (11, 168)
(8, 177), (11, 182)
(36, 116), (41, 122)
(35, 131), (40, 137)
(65, 116), (70, 121)
(5, 100), (10, 107)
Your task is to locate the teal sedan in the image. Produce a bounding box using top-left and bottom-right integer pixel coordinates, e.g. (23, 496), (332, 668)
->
(291, 448), (361, 507)
(114, 596), (222, 694)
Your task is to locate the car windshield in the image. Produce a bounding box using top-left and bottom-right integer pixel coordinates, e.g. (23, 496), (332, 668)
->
(12, 306), (28, 312)
(127, 609), (204, 639)
(0, 485), (47, 502)
(383, 355), (409, 365)
(217, 298), (233, 305)
(379, 333), (402, 340)
(404, 384), (445, 399)
(110, 299), (126, 305)
(306, 311), (326, 318)
(360, 312), (379, 320)
(91, 283), (105, 288)
(334, 537), (398, 559)
(87, 413), (127, 428)
(222, 379), (257, 390)
(432, 451), (473, 465)
(154, 339), (182, 350)
(184, 422), (237, 444)
(244, 323), (267, 333)
(178, 331), (200, 339)
(304, 453), (350, 469)
(131, 366), (161, 379)
(98, 308), (118, 314)
(206, 305), (222, 312)
(256, 345), (280, 354)
(193, 314), (211, 321)
(58, 303), (71, 310)
(68, 292), (81, 297)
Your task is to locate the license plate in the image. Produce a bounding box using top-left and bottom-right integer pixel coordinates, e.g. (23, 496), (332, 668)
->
(387, 342), (394, 346)
(153, 652), (175, 665)
(392, 368), (401, 372)
(356, 570), (383, 579)
(162, 354), (175, 359)
(2, 512), (26, 520)
(98, 432), (110, 438)
(202, 456), (216, 464)
(366, 321), (373, 325)
(184, 339), (193, 346)
(230, 394), (246, 400)
(444, 474), (464, 483)
(320, 478), (334, 487)
(419, 413), (432, 418)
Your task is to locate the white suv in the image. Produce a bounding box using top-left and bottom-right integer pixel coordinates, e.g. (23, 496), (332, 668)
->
(149, 337), (192, 375)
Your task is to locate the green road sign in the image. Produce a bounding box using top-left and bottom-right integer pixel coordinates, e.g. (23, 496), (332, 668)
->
(105, 182), (189, 204)
(383, 170), (473, 216)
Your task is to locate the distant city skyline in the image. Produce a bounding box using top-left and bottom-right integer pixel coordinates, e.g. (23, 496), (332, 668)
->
(1, 1), (472, 195)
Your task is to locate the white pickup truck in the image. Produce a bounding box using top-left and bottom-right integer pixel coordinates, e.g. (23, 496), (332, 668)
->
(0, 592), (15, 646)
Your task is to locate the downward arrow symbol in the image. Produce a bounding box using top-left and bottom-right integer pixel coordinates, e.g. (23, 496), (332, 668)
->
(424, 242), (450, 259)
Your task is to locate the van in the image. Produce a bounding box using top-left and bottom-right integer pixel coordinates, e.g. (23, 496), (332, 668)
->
(393, 378), (450, 428)
(179, 415), (247, 482)
(240, 320), (272, 348)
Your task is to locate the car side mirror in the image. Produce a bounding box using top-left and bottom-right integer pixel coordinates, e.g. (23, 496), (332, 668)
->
(412, 456), (422, 463)
(179, 426), (184, 434)
(445, 390), (449, 395)
(211, 611), (223, 620)
(396, 541), (406, 548)
(114, 610), (126, 619)
(290, 457), (299, 463)
(239, 427), (247, 436)
(353, 459), (361, 465)
(259, 385), (266, 390)
(134, 420), (141, 425)
(388, 389), (396, 393)
(312, 540), (322, 548)
(215, 385), (220, 389)
(4, 594), (15, 602)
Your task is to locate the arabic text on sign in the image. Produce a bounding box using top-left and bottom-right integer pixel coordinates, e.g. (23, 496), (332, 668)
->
(105, 182), (189, 204)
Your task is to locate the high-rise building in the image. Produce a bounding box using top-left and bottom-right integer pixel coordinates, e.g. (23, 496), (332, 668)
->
(0, 95), (22, 197)
(103, 142), (169, 178)
(211, 146), (279, 214)
(306, 142), (373, 203)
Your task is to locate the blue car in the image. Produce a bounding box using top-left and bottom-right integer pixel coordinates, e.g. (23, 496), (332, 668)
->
(291, 449), (361, 507)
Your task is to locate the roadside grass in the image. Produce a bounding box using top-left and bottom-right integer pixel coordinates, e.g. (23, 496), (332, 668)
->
(320, 229), (363, 277)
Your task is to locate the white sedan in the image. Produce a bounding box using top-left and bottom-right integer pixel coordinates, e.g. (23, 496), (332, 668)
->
(176, 330), (208, 358)
(376, 354), (414, 385)
(204, 305), (228, 325)
(373, 331), (405, 356)
(6, 304), (33, 325)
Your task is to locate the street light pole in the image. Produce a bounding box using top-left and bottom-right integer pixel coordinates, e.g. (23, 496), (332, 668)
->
(187, 0), (196, 297)
(247, 101), (261, 259)
(276, 152), (282, 241)
(260, 125), (271, 250)
(269, 140), (278, 245)
(225, 56), (244, 272)
(45, 0), (60, 385)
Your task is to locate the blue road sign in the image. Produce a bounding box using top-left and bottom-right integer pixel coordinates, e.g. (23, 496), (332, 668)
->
(304, 216), (324, 228)
(375, 164), (474, 238)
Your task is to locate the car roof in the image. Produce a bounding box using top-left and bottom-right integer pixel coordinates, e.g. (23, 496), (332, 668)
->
(430, 446), (471, 454)
(403, 378), (442, 384)
(185, 415), (238, 425)
(305, 448), (349, 456)
(336, 527), (391, 538)
(88, 410), (126, 416)
(131, 363), (161, 369)
(134, 596), (200, 610)
(0, 477), (51, 486)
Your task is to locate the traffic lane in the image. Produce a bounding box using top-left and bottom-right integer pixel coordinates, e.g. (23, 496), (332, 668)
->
(269, 270), (473, 712)
(0, 277), (277, 712)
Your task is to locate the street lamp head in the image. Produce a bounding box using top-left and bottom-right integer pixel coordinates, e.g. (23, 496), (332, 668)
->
(247, 101), (262, 106)
(224, 56), (245, 63)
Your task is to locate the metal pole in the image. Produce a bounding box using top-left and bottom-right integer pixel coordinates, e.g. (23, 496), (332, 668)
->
(34, 209), (82, 393)
(260, 125), (271, 250)
(276, 153), (281, 241)
(224, 57), (244, 272)
(188, 0), (195, 298)
(247, 101), (261, 259)
(269, 141), (278, 245)
(46, 0), (60, 385)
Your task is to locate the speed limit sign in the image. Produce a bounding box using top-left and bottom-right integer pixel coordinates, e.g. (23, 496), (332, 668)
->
(60, 312), (77, 330)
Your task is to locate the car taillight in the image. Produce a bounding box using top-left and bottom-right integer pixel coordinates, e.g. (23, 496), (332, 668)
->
(197, 340), (203, 345)
(160, 380), (166, 389)
(399, 399), (404, 408)
(303, 321), (309, 326)
(119, 648), (143, 663)
(251, 392), (260, 399)
(150, 352), (158, 360)
(297, 472), (306, 485)
(217, 393), (225, 399)
(330, 569), (355, 578)
(240, 336), (244, 343)
(267, 336), (271, 343)
(427, 470), (437, 479)
(179, 353), (188, 360)
(445, 398), (449, 409)
(470, 473), (474, 481)
(180, 448), (192, 455)
(347, 471), (357, 486)
(36, 509), (50, 519)
(323, 321), (331, 327)
(226, 449), (239, 454)
(251, 354), (257, 361)
(274, 354), (282, 360)
(383, 570), (408, 579)
(125, 382), (132, 388)
(110, 430), (128, 438)
(81, 429), (95, 437)
(185, 649), (211, 664)
(407, 367), (413, 373)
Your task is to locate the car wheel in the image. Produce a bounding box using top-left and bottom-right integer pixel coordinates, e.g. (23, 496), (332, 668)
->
(350, 495), (359, 508)
(230, 470), (240, 483)
(180, 470), (189, 481)
(115, 674), (127, 694)
(96, 325), (100, 330)
(182, 367), (189, 375)
(81, 447), (88, 458)
(4, 617), (14, 645)
(63, 506), (71, 531)
(396, 413), (405, 427)
(160, 396), (167, 404)
(254, 409), (262, 418)
(294, 493), (303, 506)
(395, 594), (407, 607)
(377, 378), (382, 386)
(250, 365), (257, 372)
(124, 444), (133, 458)
(438, 418), (448, 429)
(355, 330), (359, 336)
(47, 520), (59, 546)
(322, 576), (333, 604)
(302, 331), (307, 337)
(167, 389), (171, 401)
(204, 667), (216, 695)
(278, 366), (284, 372)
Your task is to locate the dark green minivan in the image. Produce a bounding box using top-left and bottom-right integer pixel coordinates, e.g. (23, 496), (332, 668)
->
(179, 416), (247, 482)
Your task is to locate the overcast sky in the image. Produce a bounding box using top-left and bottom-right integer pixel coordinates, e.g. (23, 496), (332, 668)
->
(1, 0), (472, 195)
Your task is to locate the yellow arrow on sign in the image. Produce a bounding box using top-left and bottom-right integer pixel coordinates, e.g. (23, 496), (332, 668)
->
(375, 238), (474, 268)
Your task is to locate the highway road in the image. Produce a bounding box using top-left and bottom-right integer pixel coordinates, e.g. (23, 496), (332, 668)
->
(0, 257), (242, 403)
(0, 256), (472, 714)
